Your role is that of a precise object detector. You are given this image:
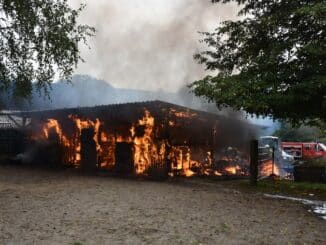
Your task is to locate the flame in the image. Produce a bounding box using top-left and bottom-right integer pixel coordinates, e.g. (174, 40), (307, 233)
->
(225, 165), (241, 175)
(70, 116), (101, 149)
(99, 133), (116, 169)
(168, 146), (201, 177)
(133, 109), (158, 174)
(67, 116), (102, 164)
(33, 108), (250, 177)
(41, 119), (70, 147)
(184, 169), (195, 177)
(116, 135), (132, 143)
(214, 171), (222, 176)
(34, 119), (75, 163)
(260, 160), (280, 177)
(170, 109), (197, 118)
(169, 120), (176, 126)
(101, 132), (108, 142)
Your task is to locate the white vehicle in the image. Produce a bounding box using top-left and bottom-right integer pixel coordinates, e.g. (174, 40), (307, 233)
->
(282, 150), (295, 162)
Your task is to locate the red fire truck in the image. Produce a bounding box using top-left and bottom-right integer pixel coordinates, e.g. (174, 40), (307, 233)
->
(281, 142), (326, 160)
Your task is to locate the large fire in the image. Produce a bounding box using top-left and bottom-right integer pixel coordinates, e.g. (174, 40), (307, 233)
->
(132, 109), (157, 174)
(32, 108), (250, 177)
(260, 160), (280, 177)
(69, 116), (101, 163)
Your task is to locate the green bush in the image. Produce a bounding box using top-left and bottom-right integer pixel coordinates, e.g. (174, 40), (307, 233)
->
(302, 157), (326, 167)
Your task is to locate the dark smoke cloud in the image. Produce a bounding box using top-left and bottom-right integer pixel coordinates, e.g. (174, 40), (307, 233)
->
(3, 1), (260, 134)
(53, 1), (256, 135)
(68, 0), (239, 92)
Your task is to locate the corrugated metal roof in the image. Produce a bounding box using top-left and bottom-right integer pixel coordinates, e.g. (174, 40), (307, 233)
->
(0, 114), (25, 129)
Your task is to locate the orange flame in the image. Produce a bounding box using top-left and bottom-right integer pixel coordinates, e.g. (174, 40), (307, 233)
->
(170, 109), (197, 118)
(41, 119), (70, 147)
(225, 165), (241, 175)
(214, 171), (222, 176)
(33, 109), (250, 177)
(133, 109), (158, 174)
(184, 169), (195, 177)
(260, 160), (280, 176)
(68, 115), (102, 163)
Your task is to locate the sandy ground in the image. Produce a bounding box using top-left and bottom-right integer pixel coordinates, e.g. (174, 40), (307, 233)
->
(0, 166), (325, 245)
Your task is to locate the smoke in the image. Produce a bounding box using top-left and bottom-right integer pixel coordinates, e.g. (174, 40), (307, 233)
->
(2, 0), (247, 122)
(68, 0), (239, 92)
(5, 1), (258, 139)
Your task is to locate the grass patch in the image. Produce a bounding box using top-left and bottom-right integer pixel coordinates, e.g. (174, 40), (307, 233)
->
(236, 179), (326, 200)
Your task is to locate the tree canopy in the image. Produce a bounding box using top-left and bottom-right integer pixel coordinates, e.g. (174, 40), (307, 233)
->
(0, 0), (95, 101)
(191, 0), (326, 126)
(273, 121), (325, 142)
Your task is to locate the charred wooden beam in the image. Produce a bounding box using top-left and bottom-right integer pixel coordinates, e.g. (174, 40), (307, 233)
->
(250, 140), (259, 186)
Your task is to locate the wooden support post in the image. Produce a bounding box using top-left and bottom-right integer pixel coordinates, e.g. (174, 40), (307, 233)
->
(80, 128), (97, 172)
(250, 140), (259, 186)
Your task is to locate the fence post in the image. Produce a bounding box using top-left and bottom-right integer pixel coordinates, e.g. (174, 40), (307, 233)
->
(250, 140), (259, 186)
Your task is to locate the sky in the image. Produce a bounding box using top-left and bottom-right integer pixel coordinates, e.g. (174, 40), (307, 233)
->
(68, 0), (239, 92)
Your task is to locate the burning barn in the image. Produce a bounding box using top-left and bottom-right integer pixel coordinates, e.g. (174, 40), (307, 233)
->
(3, 101), (256, 177)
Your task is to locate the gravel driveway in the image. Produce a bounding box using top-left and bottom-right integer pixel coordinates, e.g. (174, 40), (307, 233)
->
(0, 166), (325, 244)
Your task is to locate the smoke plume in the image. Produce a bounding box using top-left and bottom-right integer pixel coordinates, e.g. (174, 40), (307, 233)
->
(68, 0), (239, 92)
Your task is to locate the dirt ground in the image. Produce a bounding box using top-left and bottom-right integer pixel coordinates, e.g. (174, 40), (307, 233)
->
(0, 165), (325, 245)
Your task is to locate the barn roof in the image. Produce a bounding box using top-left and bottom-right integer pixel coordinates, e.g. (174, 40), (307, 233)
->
(12, 100), (218, 118)
(7, 100), (260, 132)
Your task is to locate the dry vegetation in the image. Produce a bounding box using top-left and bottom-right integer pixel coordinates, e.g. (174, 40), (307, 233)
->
(0, 165), (325, 245)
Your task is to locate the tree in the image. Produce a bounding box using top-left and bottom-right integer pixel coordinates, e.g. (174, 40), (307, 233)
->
(191, 0), (326, 126)
(273, 121), (325, 142)
(0, 0), (95, 101)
